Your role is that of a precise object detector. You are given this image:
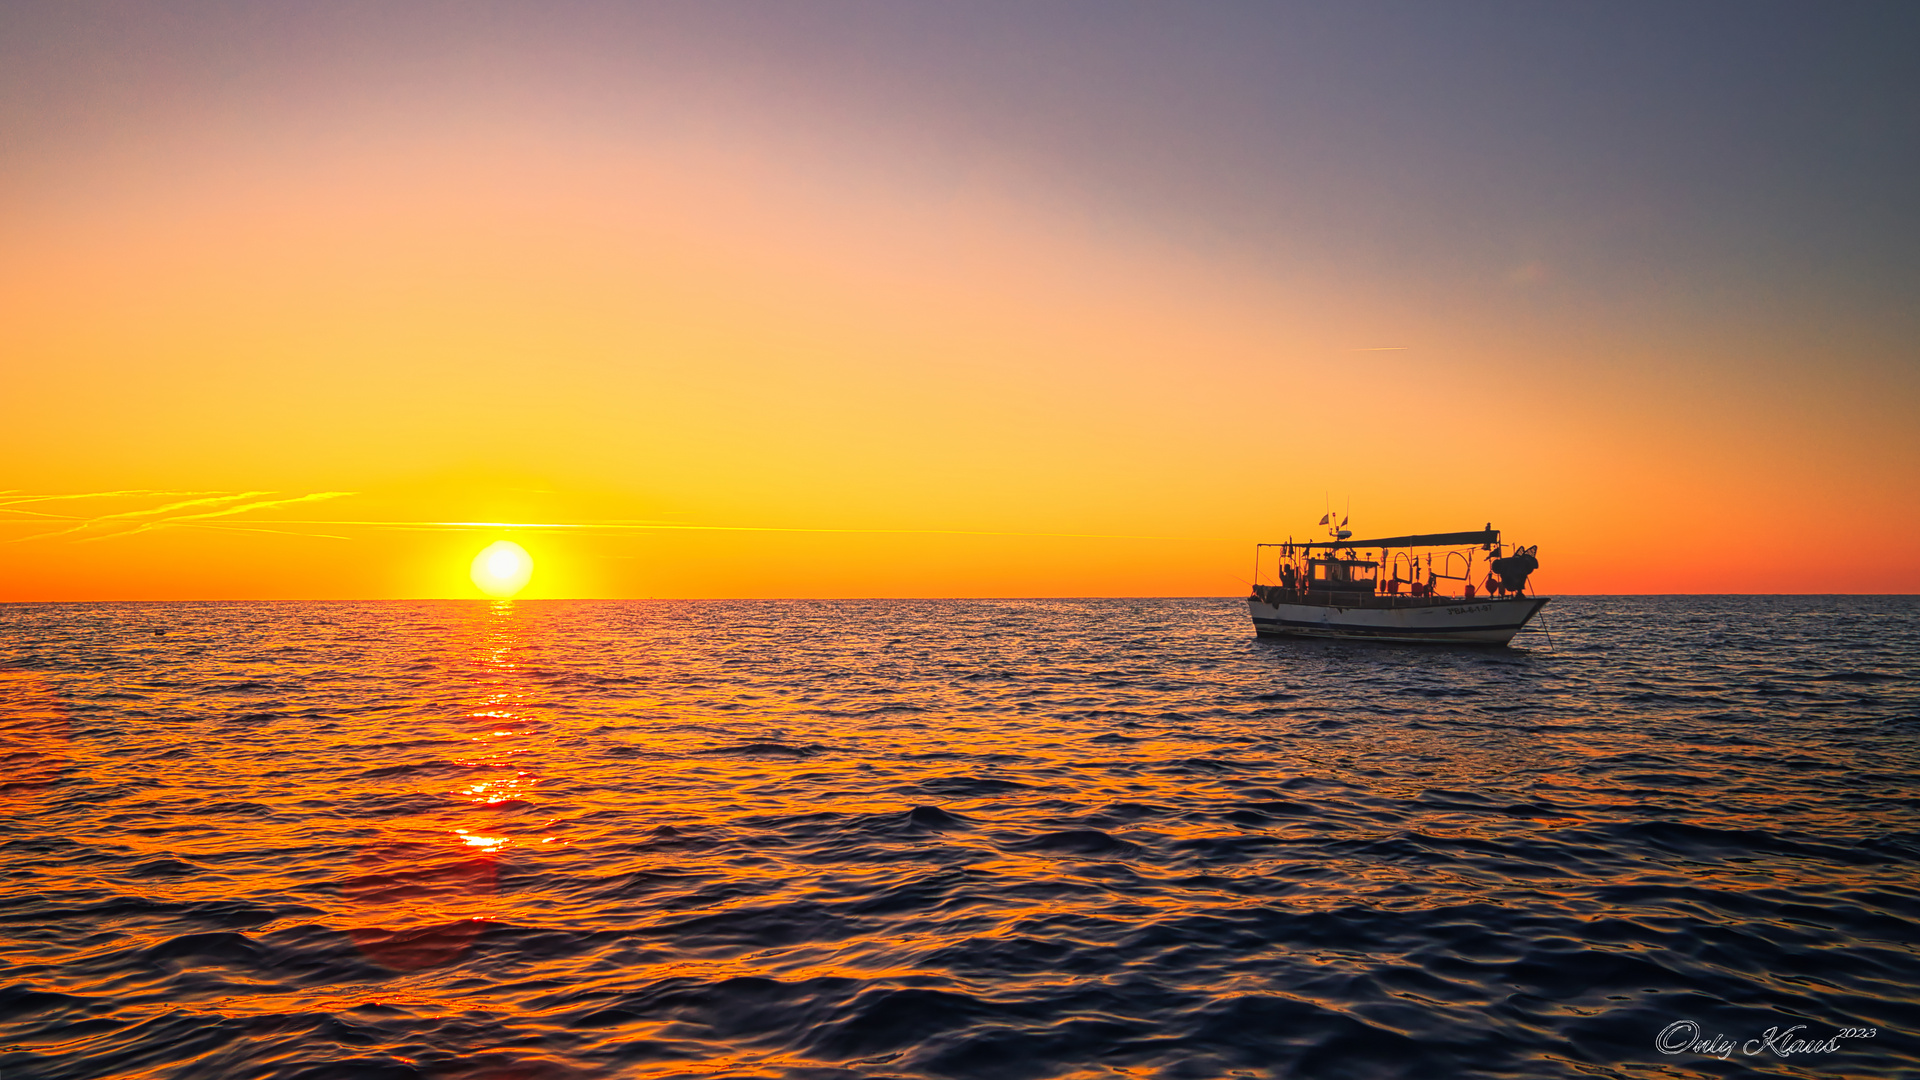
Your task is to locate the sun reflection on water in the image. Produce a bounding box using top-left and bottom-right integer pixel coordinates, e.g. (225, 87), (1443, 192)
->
(451, 599), (549, 826)
(342, 598), (556, 971)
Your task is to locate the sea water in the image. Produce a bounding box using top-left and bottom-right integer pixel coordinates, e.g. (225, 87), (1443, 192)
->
(2, 597), (1916, 1078)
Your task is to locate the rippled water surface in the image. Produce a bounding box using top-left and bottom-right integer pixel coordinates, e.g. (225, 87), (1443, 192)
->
(3, 597), (1918, 1078)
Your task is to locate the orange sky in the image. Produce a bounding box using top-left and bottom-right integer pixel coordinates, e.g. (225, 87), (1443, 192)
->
(3, 5), (1916, 598)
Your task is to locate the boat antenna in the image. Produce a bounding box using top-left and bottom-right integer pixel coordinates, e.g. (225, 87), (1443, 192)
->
(1328, 497), (1352, 543)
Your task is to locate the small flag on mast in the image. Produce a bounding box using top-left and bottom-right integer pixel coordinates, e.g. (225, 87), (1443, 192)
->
(1319, 514), (1330, 525)
(1340, 515), (1349, 526)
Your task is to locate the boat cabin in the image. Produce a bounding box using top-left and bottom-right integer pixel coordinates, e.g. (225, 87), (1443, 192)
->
(1310, 555), (1377, 593)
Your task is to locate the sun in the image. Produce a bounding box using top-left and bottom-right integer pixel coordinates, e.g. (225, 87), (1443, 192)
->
(470, 541), (533, 598)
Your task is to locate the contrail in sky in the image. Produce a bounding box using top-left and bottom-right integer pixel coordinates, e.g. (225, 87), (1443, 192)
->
(89, 492), (357, 541)
(35, 492), (272, 541)
(1, 490), (355, 542)
(1, 493), (1207, 544)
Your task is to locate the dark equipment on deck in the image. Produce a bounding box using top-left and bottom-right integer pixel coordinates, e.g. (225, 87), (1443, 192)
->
(1487, 546), (1539, 596)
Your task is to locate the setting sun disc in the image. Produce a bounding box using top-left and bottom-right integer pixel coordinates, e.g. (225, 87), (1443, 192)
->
(469, 541), (533, 598)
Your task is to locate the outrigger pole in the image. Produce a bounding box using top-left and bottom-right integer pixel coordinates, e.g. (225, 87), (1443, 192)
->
(1288, 528), (1499, 552)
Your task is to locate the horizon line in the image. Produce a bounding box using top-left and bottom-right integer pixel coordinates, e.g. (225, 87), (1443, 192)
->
(3, 592), (1915, 603)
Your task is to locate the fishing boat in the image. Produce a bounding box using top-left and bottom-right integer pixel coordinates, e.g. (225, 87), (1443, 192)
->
(1248, 520), (1548, 644)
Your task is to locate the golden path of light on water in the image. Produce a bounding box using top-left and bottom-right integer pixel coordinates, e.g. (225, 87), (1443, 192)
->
(347, 600), (533, 972)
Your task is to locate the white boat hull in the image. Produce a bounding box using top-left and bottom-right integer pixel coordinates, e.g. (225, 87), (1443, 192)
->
(1248, 595), (1550, 645)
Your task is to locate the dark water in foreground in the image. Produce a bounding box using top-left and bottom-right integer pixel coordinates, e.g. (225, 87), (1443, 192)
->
(2, 597), (1918, 1079)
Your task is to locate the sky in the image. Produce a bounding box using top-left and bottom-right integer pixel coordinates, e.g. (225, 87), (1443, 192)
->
(3, 1), (1917, 598)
